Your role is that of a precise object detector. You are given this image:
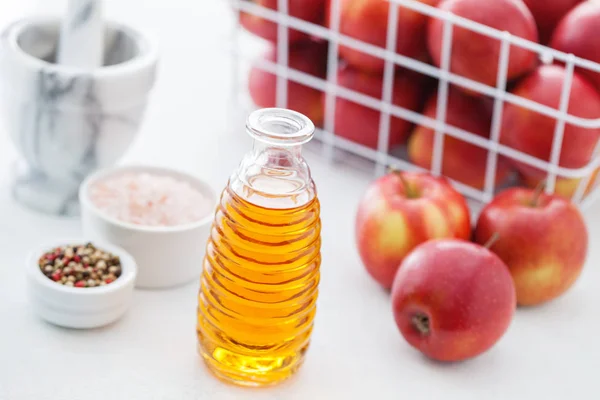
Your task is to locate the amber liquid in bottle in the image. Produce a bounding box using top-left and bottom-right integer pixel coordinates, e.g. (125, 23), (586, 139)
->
(197, 108), (321, 387)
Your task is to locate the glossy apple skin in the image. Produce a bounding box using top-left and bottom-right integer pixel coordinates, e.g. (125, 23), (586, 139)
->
(408, 88), (513, 189)
(428, 0), (538, 89)
(240, 0), (326, 43)
(333, 65), (424, 149)
(550, 2), (600, 90)
(249, 40), (328, 127)
(474, 188), (588, 306)
(500, 65), (600, 197)
(355, 172), (471, 289)
(523, 0), (583, 44)
(392, 239), (516, 362)
(330, 0), (439, 73)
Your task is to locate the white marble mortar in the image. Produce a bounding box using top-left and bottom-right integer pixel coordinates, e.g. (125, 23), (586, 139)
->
(0, 17), (158, 216)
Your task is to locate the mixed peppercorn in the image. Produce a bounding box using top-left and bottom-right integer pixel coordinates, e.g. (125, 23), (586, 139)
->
(38, 243), (122, 288)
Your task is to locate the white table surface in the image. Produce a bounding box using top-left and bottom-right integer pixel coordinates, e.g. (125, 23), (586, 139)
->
(1, 1), (599, 399)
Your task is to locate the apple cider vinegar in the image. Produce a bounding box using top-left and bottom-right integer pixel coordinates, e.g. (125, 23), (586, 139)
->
(197, 108), (322, 387)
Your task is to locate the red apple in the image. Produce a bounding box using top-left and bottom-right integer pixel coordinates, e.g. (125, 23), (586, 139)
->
(500, 65), (600, 197)
(239, 0), (326, 43)
(330, 0), (439, 73)
(392, 239), (516, 362)
(355, 171), (471, 289)
(249, 40), (328, 127)
(474, 187), (588, 306)
(408, 88), (513, 189)
(428, 0), (538, 89)
(523, 0), (583, 44)
(550, 1), (600, 91)
(332, 65), (424, 149)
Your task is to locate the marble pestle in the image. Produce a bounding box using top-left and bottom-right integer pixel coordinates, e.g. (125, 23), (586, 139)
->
(57, 0), (104, 68)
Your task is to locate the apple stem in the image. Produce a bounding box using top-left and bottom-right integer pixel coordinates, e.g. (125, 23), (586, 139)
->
(484, 232), (501, 249)
(391, 170), (416, 199)
(530, 179), (547, 207)
(412, 314), (431, 336)
(387, 165), (399, 175)
(399, 174), (415, 198)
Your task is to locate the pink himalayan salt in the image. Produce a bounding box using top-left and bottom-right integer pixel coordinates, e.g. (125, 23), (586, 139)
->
(89, 172), (212, 227)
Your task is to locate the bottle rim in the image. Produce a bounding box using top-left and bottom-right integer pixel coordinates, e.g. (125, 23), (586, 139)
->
(246, 108), (315, 146)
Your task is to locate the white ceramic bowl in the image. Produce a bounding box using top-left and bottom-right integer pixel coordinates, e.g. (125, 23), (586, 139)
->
(27, 239), (137, 329)
(79, 165), (217, 289)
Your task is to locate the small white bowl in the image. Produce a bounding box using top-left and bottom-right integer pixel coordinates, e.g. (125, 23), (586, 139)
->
(79, 165), (217, 289)
(28, 239), (137, 329)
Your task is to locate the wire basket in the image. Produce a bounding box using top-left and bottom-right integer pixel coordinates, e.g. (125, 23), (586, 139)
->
(228, 0), (600, 210)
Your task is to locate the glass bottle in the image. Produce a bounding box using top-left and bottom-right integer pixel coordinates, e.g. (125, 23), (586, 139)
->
(197, 108), (322, 387)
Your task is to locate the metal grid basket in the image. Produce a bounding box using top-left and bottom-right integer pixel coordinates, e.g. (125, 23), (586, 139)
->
(229, 0), (600, 209)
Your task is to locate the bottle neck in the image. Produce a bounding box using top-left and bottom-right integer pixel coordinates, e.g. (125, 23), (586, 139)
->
(252, 139), (302, 161)
(230, 108), (316, 209)
(231, 137), (314, 209)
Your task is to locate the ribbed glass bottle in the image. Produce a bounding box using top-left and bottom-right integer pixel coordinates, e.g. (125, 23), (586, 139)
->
(197, 108), (322, 387)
